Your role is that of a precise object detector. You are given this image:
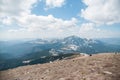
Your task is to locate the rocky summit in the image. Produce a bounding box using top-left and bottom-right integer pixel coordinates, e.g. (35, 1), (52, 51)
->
(0, 53), (120, 80)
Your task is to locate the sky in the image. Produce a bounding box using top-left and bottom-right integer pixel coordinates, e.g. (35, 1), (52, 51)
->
(0, 0), (120, 40)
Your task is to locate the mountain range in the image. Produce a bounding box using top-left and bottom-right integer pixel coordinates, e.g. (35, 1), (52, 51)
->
(0, 36), (120, 70)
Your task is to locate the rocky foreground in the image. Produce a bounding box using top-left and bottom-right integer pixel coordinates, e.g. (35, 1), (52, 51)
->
(0, 53), (120, 80)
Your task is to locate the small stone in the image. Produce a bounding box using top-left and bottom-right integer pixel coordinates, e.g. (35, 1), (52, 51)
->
(103, 71), (112, 75)
(59, 78), (65, 80)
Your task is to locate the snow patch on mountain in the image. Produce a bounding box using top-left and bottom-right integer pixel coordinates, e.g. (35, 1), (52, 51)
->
(49, 49), (59, 56)
(67, 45), (79, 51)
(22, 60), (31, 64)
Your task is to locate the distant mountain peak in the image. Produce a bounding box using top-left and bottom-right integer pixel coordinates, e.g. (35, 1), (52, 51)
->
(65, 35), (80, 39)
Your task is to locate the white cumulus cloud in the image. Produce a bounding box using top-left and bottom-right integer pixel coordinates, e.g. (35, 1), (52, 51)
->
(81, 0), (120, 25)
(79, 23), (101, 38)
(7, 14), (79, 38)
(45, 0), (65, 9)
(79, 23), (95, 32)
(0, 0), (38, 16)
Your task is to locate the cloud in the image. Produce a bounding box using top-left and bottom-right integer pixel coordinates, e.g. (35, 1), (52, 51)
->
(0, 0), (119, 39)
(0, 0), (39, 25)
(0, 16), (12, 25)
(79, 23), (95, 32)
(81, 0), (120, 25)
(16, 14), (78, 30)
(45, 0), (65, 9)
(7, 14), (79, 38)
(0, 0), (79, 39)
(8, 28), (26, 32)
(79, 23), (101, 38)
(0, 0), (38, 17)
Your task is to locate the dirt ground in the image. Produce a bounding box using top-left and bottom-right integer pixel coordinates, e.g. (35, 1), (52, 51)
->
(0, 53), (120, 80)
